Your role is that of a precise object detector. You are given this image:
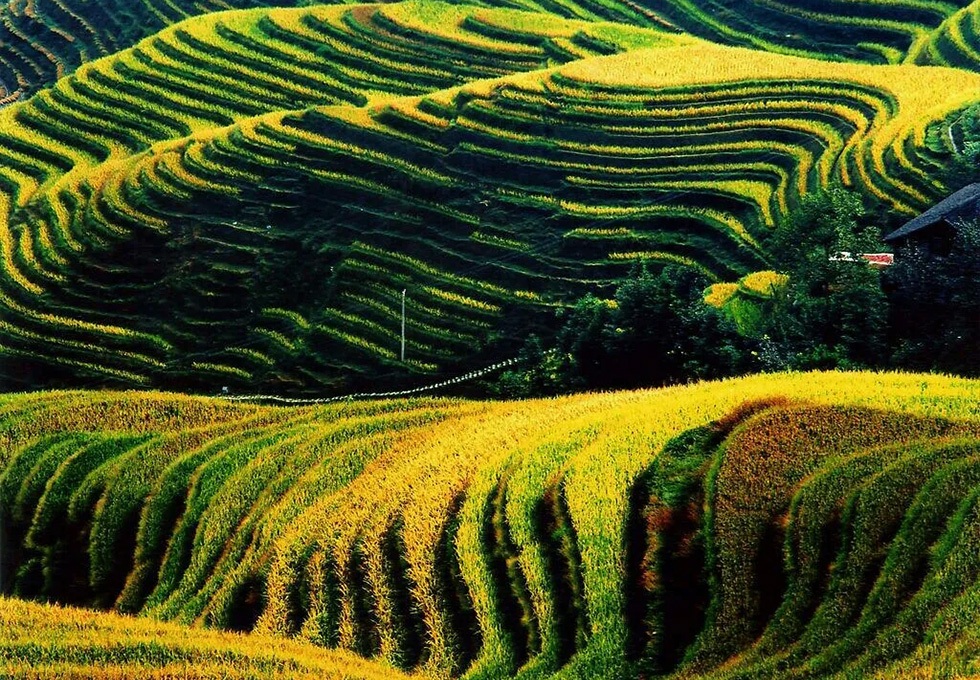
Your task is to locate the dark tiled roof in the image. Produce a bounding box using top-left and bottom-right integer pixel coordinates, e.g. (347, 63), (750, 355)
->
(883, 183), (980, 242)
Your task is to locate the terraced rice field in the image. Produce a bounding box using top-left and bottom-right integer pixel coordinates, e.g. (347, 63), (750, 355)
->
(4, 373), (980, 678)
(9, 0), (980, 104)
(0, 0), (308, 103)
(0, 2), (688, 392)
(0, 596), (409, 679)
(7, 0), (980, 678)
(2, 0), (980, 392)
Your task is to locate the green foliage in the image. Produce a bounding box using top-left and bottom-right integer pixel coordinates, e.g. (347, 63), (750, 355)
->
(889, 218), (980, 376)
(759, 187), (889, 370)
(497, 265), (757, 396)
(706, 271), (789, 337)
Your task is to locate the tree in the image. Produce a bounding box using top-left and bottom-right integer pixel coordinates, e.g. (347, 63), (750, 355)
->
(496, 187), (894, 399)
(601, 264), (751, 387)
(496, 264), (756, 397)
(889, 218), (980, 375)
(763, 187), (889, 369)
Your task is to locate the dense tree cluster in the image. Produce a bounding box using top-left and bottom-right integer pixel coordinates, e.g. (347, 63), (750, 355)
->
(497, 187), (980, 397)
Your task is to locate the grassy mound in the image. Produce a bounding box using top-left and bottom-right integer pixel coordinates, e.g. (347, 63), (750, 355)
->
(6, 373), (980, 678)
(0, 1), (976, 392)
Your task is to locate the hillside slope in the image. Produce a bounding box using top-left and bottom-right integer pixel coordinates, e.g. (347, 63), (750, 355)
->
(6, 374), (980, 678)
(0, 1), (977, 393)
(0, 1), (689, 392)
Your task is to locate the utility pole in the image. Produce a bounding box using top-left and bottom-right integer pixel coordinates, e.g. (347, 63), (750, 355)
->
(401, 289), (407, 363)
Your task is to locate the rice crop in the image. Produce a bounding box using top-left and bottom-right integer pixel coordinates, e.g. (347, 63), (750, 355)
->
(6, 373), (980, 678)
